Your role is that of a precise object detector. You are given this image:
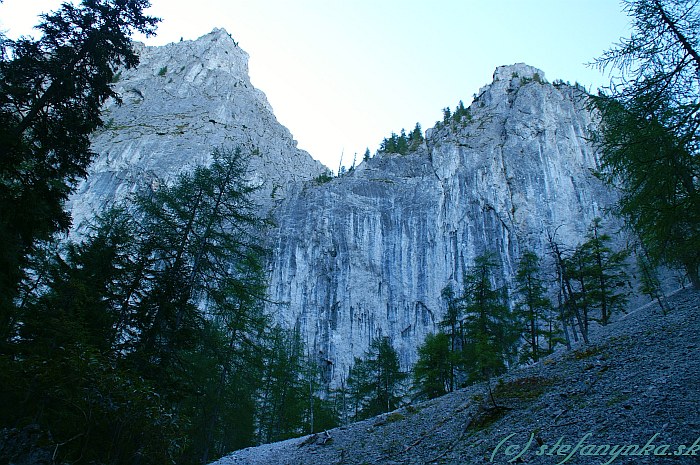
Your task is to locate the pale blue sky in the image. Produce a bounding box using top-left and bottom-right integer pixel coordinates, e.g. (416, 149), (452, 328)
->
(1, 1), (631, 171)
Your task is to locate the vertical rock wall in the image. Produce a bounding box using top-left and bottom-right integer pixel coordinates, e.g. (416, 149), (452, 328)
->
(267, 64), (616, 382)
(70, 28), (325, 231)
(72, 32), (615, 386)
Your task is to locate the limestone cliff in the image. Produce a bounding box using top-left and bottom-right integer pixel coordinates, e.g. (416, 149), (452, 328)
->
(267, 64), (616, 382)
(70, 31), (617, 385)
(69, 28), (325, 230)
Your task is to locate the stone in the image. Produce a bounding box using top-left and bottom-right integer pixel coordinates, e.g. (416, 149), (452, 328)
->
(68, 28), (325, 232)
(70, 30), (619, 387)
(210, 288), (700, 465)
(267, 64), (617, 382)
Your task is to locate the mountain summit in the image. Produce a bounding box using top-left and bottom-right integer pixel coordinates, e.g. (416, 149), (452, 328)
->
(266, 63), (616, 382)
(69, 28), (325, 231)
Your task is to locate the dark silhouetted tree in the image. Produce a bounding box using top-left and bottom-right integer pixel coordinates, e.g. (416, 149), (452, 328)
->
(1, 148), (268, 465)
(578, 218), (630, 325)
(439, 284), (463, 391)
(413, 332), (451, 399)
(591, 0), (700, 287)
(513, 250), (555, 363)
(0, 1), (159, 340)
(347, 337), (406, 420)
(460, 253), (519, 384)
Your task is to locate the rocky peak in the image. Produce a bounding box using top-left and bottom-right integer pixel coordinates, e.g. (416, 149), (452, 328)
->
(267, 66), (616, 384)
(493, 62), (545, 82)
(69, 29), (324, 231)
(469, 63), (552, 114)
(133, 27), (248, 75)
(70, 32), (618, 390)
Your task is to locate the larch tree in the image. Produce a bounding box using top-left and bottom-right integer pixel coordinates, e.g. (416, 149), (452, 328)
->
(439, 284), (463, 391)
(1, 147), (270, 465)
(347, 336), (406, 420)
(412, 331), (452, 399)
(590, 0), (700, 288)
(460, 253), (519, 385)
(578, 218), (630, 326)
(513, 250), (555, 363)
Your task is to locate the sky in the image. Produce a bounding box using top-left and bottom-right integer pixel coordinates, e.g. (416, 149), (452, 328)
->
(0, 1), (632, 171)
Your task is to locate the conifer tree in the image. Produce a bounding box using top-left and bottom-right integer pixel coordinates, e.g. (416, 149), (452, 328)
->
(257, 327), (308, 443)
(396, 128), (409, 154)
(565, 244), (595, 335)
(7, 209), (187, 464)
(453, 100), (470, 124)
(409, 122), (424, 149)
(0, 1), (159, 338)
(460, 253), (519, 384)
(439, 284), (463, 391)
(548, 231), (590, 345)
(591, 0), (700, 287)
(442, 107), (452, 124)
(130, 147), (267, 377)
(413, 332), (451, 399)
(1, 147), (269, 465)
(579, 218), (630, 325)
(347, 337), (406, 419)
(513, 250), (555, 363)
(636, 244), (671, 313)
(380, 132), (398, 153)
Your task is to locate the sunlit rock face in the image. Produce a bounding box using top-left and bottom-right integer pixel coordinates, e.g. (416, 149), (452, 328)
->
(71, 30), (615, 386)
(267, 63), (616, 383)
(69, 28), (325, 231)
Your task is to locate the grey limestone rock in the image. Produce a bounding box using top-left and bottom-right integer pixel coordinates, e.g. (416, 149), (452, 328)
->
(70, 30), (618, 389)
(68, 28), (325, 231)
(267, 63), (617, 383)
(212, 288), (700, 465)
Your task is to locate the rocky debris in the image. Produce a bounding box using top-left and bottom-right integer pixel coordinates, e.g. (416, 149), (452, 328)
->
(267, 64), (619, 380)
(69, 28), (325, 232)
(212, 288), (700, 465)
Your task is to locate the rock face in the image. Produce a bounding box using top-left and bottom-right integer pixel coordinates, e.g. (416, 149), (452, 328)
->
(71, 30), (617, 387)
(69, 28), (325, 230)
(267, 63), (616, 383)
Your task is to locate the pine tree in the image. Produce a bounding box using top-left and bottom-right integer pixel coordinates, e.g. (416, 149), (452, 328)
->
(566, 244), (595, 335)
(257, 327), (308, 443)
(442, 107), (452, 124)
(453, 100), (469, 123)
(0, 1), (159, 340)
(347, 337), (406, 420)
(636, 244), (671, 313)
(1, 147), (269, 465)
(548, 231), (590, 345)
(396, 128), (409, 154)
(7, 209), (187, 465)
(409, 122), (424, 150)
(439, 284), (463, 391)
(513, 250), (555, 363)
(579, 218), (630, 325)
(590, 0), (700, 288)
(413, 332), (451, 399)
(132, 148), (269, 462)
(380, 132), (398, 153)
(460, 253), (519, 384)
